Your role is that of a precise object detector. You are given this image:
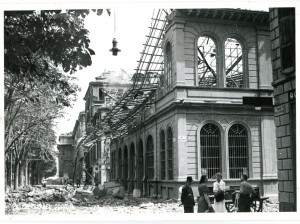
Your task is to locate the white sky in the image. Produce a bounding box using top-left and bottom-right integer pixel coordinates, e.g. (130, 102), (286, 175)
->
(54, 8), (154, 136)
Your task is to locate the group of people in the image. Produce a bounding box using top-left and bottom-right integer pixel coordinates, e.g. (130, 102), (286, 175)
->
(181, 173), (256, 213)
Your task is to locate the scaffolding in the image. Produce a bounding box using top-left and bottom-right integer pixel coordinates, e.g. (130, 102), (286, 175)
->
(100, 9), (170, 137)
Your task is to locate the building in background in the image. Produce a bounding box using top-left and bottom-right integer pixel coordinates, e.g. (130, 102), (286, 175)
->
(58, 70), (131, 185)
(57, 133), (74, 180)
(269, 8), (296, 212)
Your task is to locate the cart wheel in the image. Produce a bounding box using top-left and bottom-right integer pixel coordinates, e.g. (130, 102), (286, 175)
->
(226, 204), (236, 212)
(250, 199), (260, 212)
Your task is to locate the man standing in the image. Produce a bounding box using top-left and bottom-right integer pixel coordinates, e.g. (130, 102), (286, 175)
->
(238, 174), (256, 212)
(181, 176), (195, 213)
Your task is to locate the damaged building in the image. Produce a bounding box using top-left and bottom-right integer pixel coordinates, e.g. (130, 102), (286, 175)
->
(101, 8), (278, 199)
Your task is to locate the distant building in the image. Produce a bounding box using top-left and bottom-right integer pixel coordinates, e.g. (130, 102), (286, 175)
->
(57, 133), (74, 179)
(109, 9), (278, 199)
(269, 8), (296, 211)
(73, 71), (132, 185)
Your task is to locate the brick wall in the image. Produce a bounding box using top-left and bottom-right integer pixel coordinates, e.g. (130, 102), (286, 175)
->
(269, 8), (296, 212)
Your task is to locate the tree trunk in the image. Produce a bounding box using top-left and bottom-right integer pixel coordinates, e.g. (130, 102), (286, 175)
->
(13, 162), (19, 190)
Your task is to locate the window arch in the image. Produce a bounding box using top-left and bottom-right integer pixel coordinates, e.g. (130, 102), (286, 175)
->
(165, 42), (173, 91)
(197, 36), (217, 87)
(160, 130), (166, 180)
(224, 37), (244, 88)
(200, 123), (221, 179)
(167, 127), (174, 180)
(228, 124), (248, 178)
(146, 135), (154, 179)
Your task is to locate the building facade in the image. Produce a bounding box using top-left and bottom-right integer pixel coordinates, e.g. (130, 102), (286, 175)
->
(57, 134), (74, 179)
(269, 8), (296, 212)
(73, 71), (132, 185)
(110, 9), (278, 199)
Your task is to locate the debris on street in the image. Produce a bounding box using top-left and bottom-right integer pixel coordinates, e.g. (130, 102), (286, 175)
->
(5, 183), (279, 215)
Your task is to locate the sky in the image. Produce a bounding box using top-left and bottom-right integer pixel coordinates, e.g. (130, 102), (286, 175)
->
(54, 8), (154, 137)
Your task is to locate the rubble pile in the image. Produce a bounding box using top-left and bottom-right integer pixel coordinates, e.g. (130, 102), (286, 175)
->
(5, 183), (279, 215)
(262, 199), (279, 212)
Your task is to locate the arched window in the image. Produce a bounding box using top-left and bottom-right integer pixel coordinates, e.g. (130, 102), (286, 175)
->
(111, 151), (115, 179)
(200, 123), (221, 179)
(197, 36), (217, 87)
(160, 130), (166, 180)
(124, 146), (128, 183)
(228, 124), (248, 178)
(167, 127), (174, 180)
(137, 139), (144, 190)
(225, 38), (244, 88)
(146, 135), (154, 179)
(130, 143), (135, 179)
(165, 42), (173, 91)
(118, 149), (122, 179)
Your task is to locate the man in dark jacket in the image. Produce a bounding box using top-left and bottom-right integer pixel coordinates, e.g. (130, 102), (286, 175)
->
(238, 174), (256, 212)
(181, 176), (195, 213)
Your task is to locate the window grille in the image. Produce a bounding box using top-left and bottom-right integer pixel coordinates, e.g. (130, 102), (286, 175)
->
(146, 135), (154, 179)
(197, 36), (217, 87)
(165, 43), (172, 91)
(167, 127), (173, 180)
(160, 130), (166, 180)
(200, 123), (221, 179)
(228, 124), (248, 179)
(225, 38), (243, 88)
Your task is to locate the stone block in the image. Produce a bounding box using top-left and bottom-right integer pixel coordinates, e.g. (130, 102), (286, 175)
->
(285, 104), (290, 114)
(277, 148), (287, 159)
(277, 160), (283, 170)
(274, 116), (280, 127)
(282, 159), (292, 170)
(278, 170), (289, 180)
(279, 192), (290, 203)
(275, 84), (284, 96)
(275, 27), (280, 38)
(270, 30), (275, 41)
(272, 70), (278, 80)
(272, 57), (281, 69)
(288, 170), (294, 181)
(276, 126), (286, 138)
(279, 93), (289, 104)
(284, 81), (292, 92)
(274, 8), (278, 18)
(278, 181), (284, 191)
(289, 193), (295, 203)
(280, 114), (290, 126)
(283, 181), (294, 192)
(281, 136), (291, 148)
(276, 138), (282, 149)
(280, 202), (295, 212)
(287, 147), (291, 158)
(271, 38), (280, 51)
(291, 79), (295, 89)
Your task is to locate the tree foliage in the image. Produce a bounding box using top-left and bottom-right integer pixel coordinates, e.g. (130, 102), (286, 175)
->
(4, 9), (110, 188)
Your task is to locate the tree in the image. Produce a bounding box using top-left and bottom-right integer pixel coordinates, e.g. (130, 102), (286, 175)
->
(4, 9), (110, 188)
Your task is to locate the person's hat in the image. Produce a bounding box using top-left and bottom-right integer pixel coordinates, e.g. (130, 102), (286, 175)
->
(187, 176), (193, 182)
